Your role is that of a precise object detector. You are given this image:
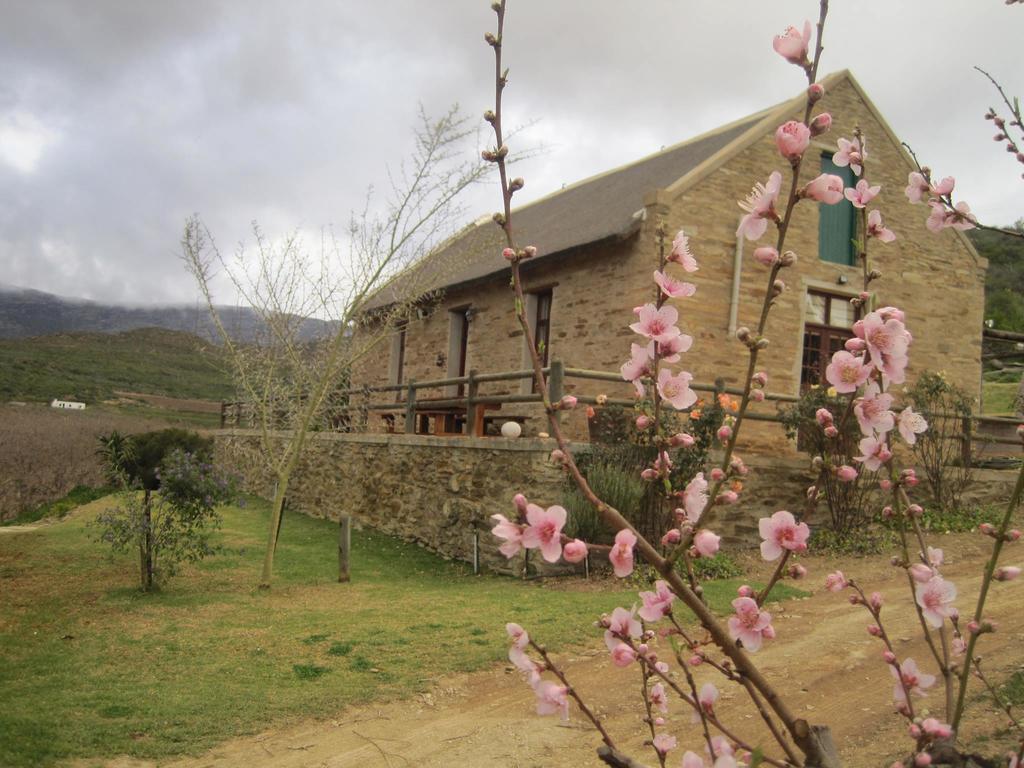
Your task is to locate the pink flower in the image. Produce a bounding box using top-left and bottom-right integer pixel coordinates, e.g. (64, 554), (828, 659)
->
(905, 172), (930, 204)
(509, 646), (541, 686)
(670, 230), (698, 272)
(563, 539), (588, 563)
(621, 343), (652, 396)
(833, 136), (866, 176)
(927, 546), (944, 567)
(653, 733), (677, 755)
(773, 20), (812, 65)
(867, 209), (896, 243)
(898, 407), (928, 445)
(915, 576), (958, 628)
(909, 563), (934, 583)
(604, 606), (642, 649)
(753, 246), (779, 266)
(824, 570), (848, 592)
(736, 171), (783, 241)
(683, 472), (708, 524)
(650, 335), (693, 364)
(639, 580), (676, 622)
(699, 682), (719, 716)
(490, 514), (523, 558)
(891, 657), (936, 705)
(775, 120), (811, 160)
(727, 597), (774, 652)
(650, 682), (668, 713)
(609, 529), (637, 577)
(658, 368), (698, 410)
(825, 350), (871, 393)
(855, 435), (892, 472)
(694, 529), (721, 558)
(759, 510), (810, 561)
(836, 465), (858, 482)
(533, 680), (569, 719)
(653, 270), (697, 299)
(630, 303), (682, 344)
(844, 179), (881, 209)
(682, 752), (705, 768)
(926, 200), (977, 232)
(506, 622), (529, 650)
(855, 381), (895, 437)
(609, 642), (637, 667)
(521, 504), (566, 563)
(859, 311), (911, 382)
(931, 176), (955, 196)
(921, 718), (953, 740)
(803, 173), (845, 204)
(816, 407), (834, 427)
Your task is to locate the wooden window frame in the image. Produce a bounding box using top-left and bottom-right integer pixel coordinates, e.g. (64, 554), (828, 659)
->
(800, 290), (860, 392)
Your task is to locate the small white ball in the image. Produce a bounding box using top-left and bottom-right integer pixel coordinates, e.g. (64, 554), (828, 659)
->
(500, 421), (522, 439)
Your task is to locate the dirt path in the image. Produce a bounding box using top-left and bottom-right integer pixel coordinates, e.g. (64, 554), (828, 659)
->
(94, 534), (1023, 768)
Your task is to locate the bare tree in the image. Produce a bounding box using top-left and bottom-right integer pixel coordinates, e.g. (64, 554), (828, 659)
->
(183, 106), (486, 588)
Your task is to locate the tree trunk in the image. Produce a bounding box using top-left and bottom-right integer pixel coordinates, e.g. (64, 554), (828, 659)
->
(141, 489), (154, 591)
(338, 514), (351, 583)
(259, 481), (285, 589)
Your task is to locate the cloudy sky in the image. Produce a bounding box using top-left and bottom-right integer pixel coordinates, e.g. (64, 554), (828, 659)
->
(1, 1), (1020, 306)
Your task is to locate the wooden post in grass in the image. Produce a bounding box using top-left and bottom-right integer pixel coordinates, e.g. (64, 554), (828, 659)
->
(338, 514), (351, 583)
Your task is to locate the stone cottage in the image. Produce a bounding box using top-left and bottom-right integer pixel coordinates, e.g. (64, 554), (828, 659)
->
(354, 68), (986, 450)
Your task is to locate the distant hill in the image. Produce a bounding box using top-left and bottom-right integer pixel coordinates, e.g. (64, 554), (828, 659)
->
(0, 327), (234, 404)
(0, 284), (332, 341)
(970, 222), (1024, 333)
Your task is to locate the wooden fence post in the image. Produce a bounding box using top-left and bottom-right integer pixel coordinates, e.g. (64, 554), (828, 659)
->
(404, 380), (417, 433)
(338, 514), (351, 583)
(548, 359), (564, 420)
(466, 369), (479, 436)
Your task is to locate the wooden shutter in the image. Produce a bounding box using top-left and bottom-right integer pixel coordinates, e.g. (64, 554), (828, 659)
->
(818, 154), (856, 265)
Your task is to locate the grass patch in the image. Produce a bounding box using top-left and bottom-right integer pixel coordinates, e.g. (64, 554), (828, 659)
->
(1, 484), (112, 527)
(1000, 670), (1024, 708)
(0, 496), (795, 767)
(982, 380), (1018, 416)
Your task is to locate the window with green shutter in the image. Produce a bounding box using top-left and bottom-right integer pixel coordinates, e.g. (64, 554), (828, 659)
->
(818, 153), (856, 265)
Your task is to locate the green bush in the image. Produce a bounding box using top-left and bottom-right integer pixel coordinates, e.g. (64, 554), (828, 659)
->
(563, 460), (645, 544)
(691, 552), (742, 581)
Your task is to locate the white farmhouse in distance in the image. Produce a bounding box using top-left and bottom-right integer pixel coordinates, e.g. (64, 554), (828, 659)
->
(51, 399), (86, 410)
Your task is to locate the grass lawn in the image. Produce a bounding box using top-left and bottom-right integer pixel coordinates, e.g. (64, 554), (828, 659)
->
(982, 380), (1018, 416)
(0, 497), (799, 767)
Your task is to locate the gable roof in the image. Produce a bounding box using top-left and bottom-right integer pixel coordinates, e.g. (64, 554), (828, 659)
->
(363, 70), (982, 311)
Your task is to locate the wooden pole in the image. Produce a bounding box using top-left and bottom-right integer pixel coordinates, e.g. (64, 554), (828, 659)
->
(466, 368), (479, 435)
(404, 380), (417, 433)
(338, 514), (351, 583)
(548, 359), (564, 423)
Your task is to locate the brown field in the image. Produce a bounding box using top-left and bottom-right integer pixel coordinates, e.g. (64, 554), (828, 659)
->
(0, 403), (182, 521)
(111, 390), (223, 414)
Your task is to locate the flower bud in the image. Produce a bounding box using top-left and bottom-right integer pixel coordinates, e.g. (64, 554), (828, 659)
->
(717, 425), (733, 442)
(762, 625), (775, 639)
(509, 177), (525, 192)
(772, 278), (786, 295)
(810, 112), (832, 137)
(737, 584), (755, 597)
(640, 468), (658, 480)
(869, 592), (884, 611)
(836, 465), (858, 482)
(1008, 529), (1021, 541)
(779, 250), (798, 267)
(756, 338), (770, 350)
(824, 426), (839, 438)
(907, 504), (923, 518)
(550, 449), (565, 464)
(560, 395), (578, 410)
(815, 407), (834, 426)
(752, 371), (768, 388)
(879, 479), (893, 491)
(750, 389), (765, 402)
(595, 394), (608, 406)
(502, 247), (516, 261)
(994, 566), (1021, 581)
(914, 753), (931, 767)
(845, 337), (867, 352)
(670, 432), (695, 447)
(909, 564), (934, 583)
(523, 245), (538, 259)
(979, 523), (996, 537)
(788, 563), (807, 579)
(807, 83), (825, 103)
(688, 654), (703, 666)
(483, 109), (497, 123)
(753, 246), (779, 266)
(710, 467), (726, 482)
(883, 650), (897, 664)
(717, 490), (739, 505)
(882, 506), (894, 519)
(636, 415), (652, 430)
(735, 326), (751, 342)
(867, 624), (881, 637)
(661, 528), (681, 546)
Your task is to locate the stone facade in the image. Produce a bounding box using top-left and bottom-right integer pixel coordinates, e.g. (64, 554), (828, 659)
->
(351, 72), (986, 458)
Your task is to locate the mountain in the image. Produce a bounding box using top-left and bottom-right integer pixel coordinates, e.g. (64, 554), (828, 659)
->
(0, 284), (332, 341)
(0, 327), (234, 404)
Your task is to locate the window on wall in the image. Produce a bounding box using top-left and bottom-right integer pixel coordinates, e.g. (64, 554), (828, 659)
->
(447, 308), (470, 397)
(523, 289), (553, 393)
(800, 290), (859, 391)
(388, 321), (407, 402)
(819, 153), (857, 265)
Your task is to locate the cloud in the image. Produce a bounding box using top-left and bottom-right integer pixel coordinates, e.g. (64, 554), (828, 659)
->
(0, 0), (1020, 304)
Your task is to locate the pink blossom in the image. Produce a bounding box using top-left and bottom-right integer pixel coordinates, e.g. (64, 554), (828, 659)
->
(759, 510), (810, 561)
(639, 580), (676, 622)
(658, 368), (698, 410)
(653, 270), (697, 299)
(867, 209), (896, 243)
(775, 120), (811, 160)
(630, 304), (682, 344)
(727, 597), (774, 652)
(490, 514), (524, 558)
(653, 733), (677, 755)
(509, 644), (542, 685)
(513, 493), (528, 515)
(694, 529), (722, 557)
(563, 539), (588, 563)
(736, 171), (783, 241)
(915, 576), (958, 628)
(825, 350), (871, 393)
(670, 230), (699, 272)
(753, 246), (779, 266)
(891, 657), (936, 706)
(604, 606), (642, 651)
(670, 432), (695, 447)
(859, 310), (911, 382)
(815, 407), (834, 426)
(921, 718), (953, 740)
(609, 529), (637, 577)
(926, 200), (977, 232)
(609, 642), (637, 667)
(681, 472), (708, 524)
(836, 465), (858, 482)
(773, 20), (812, 65)
(931, 176), (955, 196)
(909, 563), (934, 583)
(620, 343), (652, 390)
(682, 752), (706, 768)
(824, 570), (848, 592)
(636, 415), (652, 430)
(905, 172), (930, 204)
(844, 179), (881, 209)
(521, 504), (566, 563)
(898, 407), (928, 445)
(649, 335), (693, 364)
(533, 680), (569, 719)
(833, 136), (866, 176)
(855, 435), (892, 472)
(927, 547), (944, 567)
(855, 381), (895, 437)
(506, 622), (529, 649)
(699, 682), (719, 716)
(650, 682), (668, 713)
(804, 173), (845, 204)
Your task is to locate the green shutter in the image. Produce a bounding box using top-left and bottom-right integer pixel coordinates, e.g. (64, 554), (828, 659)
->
(818, 154), (856, 265)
